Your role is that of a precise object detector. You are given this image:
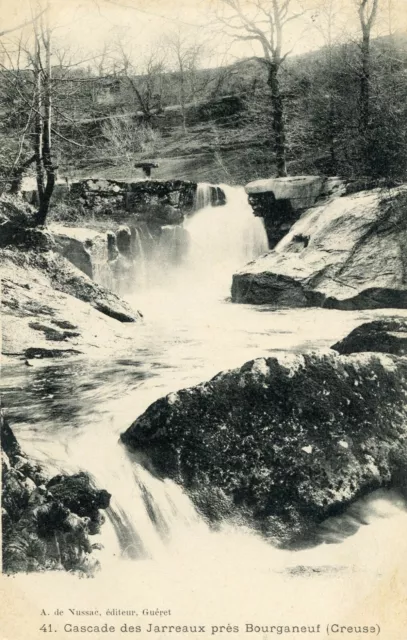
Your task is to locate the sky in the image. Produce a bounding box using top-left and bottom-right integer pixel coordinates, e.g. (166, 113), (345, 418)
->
(0, 0), (406, 70)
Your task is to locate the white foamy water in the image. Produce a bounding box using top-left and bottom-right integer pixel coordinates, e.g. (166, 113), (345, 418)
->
(2, 184), (407, 639)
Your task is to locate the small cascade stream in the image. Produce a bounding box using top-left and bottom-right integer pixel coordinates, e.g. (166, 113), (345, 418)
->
(194, 182), (213, 211)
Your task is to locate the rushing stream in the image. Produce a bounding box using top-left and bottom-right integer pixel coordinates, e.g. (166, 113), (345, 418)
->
(2, 185), (407, 632)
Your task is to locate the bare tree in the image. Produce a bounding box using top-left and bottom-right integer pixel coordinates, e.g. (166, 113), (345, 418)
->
(356, 0), (379, 135)
(31, 3), (56, 225)
(216, 0), (307, 177)
(111, 39), (167, 122)
(164, 31), (205, 134)
(0, 5), (92, 222)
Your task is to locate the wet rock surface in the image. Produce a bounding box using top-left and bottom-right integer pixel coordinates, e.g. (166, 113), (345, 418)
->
(332, 318), (407, 356)
(1, 413), (111, 574)
(233, 188), (407, 309)
(1, 248), (139, 360)
(32, 251), (141, 322)
(122, 351), (407, 546)
(245, 176), (345, 248)
(52, 231), (94, 278)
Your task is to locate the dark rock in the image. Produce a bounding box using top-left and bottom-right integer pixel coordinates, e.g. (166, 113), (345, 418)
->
(1, 415), (111, 574)
(46, 472), (111, 533)
(24, 347), (82, 359)
(94, 300), (136, 323)
(28, 321), (80, 341)
(107, 231), (119, 261)
(122, 351), (407, 546)
(233, 188), (407, 309)
(24, 228), (56, 251)
(0, 199), (35, 248)
(116, 226), (132, 256)
(332, 318), (407, 356)
(213, 186), (227, 207)
(51, 319), (78, 330)
(1, 411), (21, 458)
(244, 176), (334, 247)
(247, 193), (300, 248)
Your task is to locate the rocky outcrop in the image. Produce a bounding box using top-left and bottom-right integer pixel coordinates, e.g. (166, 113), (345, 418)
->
(52, 179), (226, 227)
(1, 413), (111, 574)
(30, 250), (141, 322)
(0, 195), (141, 321)
(245, 176), (345, 248)
(52, 229), (94, 278)
(232, 188), (407, 308)
(121, 351), (407, 546)
(0, 197), (35, 247)
(51, 226), (113, 280)
(332, 318), (407, 356)
(1, 248), (140, 360)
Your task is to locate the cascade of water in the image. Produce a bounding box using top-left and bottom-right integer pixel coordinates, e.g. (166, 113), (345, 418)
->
(59, 411), (407, 572)
(66, 184), (268, 559)
(131, 226), (148, 289)
(88, 184), (268, 300)
(182, 184), (269, 296)
(57, 421), (207, 564)
(130, 184), (268, 300)
(47, 185), (269, 560)
(194, 182), (213, 211)
(88, 233), (115, 290)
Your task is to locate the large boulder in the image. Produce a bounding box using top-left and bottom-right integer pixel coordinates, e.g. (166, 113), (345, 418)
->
(232, 188), (407, 308)
(32, 250), (141, 322)
(245, 175), (325, 209)
(332, 318), (407, 356)
(121, 351), (407, 545)
(51, 226), (106, 278)
(1, 248), (140, 360)
(1, 413), (111, 574)
(245, 176), (345, 248)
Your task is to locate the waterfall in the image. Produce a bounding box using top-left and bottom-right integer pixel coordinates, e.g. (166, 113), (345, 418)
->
(182, 184), (269, 296)
(194, 182), (213, 211)
(59, 420), (208, 565)
(130, 226), (147, 289)
(63, 184), (270, 561)
(129, 184), (268, 299)
(60, 410), (407, 574)
(188, 184), (269, 266)
(85, 184), (268, 299)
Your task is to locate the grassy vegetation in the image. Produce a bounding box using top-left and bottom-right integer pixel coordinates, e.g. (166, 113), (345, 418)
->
(1, 34), (406, 187)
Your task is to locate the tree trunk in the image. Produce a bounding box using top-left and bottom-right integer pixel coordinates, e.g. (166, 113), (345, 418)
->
(33, 32), (44, 210)
(34, 6), (55, 227)
(328, 93), (337, 173)
(179, 73), (187, 134)
(127, 77), (152, 124)
(268, 64), (287, 178)
(360, 31), (370, 135)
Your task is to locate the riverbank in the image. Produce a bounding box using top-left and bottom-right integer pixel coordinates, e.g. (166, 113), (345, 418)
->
(3, 182), (407, 582)
(1, 412), (111, 574)
(233, 187), (407, 308)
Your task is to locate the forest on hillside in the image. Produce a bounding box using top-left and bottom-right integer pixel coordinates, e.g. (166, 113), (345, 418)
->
(0, 0), (406, 220)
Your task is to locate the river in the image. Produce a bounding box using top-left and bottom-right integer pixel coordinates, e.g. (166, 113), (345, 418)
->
(1, 184), (407, 637)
